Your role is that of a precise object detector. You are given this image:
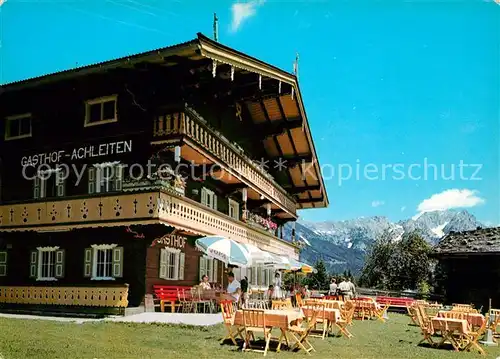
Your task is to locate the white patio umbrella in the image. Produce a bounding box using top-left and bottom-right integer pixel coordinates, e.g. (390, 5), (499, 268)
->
(264, 254), (291, 270)
(195, 236), (251, 267)
(239, 243), (277, 266)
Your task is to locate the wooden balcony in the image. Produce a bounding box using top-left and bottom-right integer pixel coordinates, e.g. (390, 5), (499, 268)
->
(0, 190), (298, 259)
(152, 109), (298, 218)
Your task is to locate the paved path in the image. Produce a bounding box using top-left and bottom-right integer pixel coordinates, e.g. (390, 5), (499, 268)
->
(0, 312), (223, 326)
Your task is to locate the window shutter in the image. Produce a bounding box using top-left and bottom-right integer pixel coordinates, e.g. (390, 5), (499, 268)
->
(206, 258), (213, 282)
(29, 250), (38, 278)
(213, 260), (218, 283)
(159, 248), (167, 279)
(114, 165), (123, 191)
(56, 171), (65, 197)
(55, 249), (65, 278)
(199, 257), (206, 281)
(112, 246), (123, 278)
(33, 177), (40, 199)
(252, 267), (257, 286)
(88, 168), (96, 194)
(0, 251), (7, 276)
(201, 188), (207, 206)
(179, 252), (185, 280)
(213, 194), (218, 210)
(83, 248), (92, 277)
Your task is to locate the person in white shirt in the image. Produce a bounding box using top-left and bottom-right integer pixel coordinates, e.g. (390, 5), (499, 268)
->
(226, 272), (241, 303)
(338, 278), (350, 300)
(347, 278), (356, 299)
(329, 278), (338, 296)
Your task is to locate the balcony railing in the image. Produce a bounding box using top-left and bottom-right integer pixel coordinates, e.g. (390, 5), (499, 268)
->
(152, 108), (297, 217)
(0, 190), (298, 258)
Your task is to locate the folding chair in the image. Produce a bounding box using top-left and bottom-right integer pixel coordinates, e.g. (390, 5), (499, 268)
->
(415, 306), (434, 347)
(295, 293), (304, 308)
(305, 302), (328, 340)
(220, 300), (244, 345)
(374, 303), (390, 323)
(288, 309), (317, 355)
(464, 314), (488, 355)
(242, 309), (272, 356)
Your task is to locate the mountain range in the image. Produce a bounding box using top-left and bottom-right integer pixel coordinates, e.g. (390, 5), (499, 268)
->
(285, 210), (486, 274)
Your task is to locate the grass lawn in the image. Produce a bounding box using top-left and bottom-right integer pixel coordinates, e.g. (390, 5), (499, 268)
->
(1, 313), (499, 359)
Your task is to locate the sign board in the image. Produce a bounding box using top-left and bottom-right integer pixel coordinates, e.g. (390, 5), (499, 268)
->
(21, 140), (132, 167)
(153, 234), (187, 249)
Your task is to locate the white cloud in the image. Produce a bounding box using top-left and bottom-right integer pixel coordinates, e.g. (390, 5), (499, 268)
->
(371, 200), (385, 208)
(401, 206), (406, 212)
(416, 189), (485, 214)
(0, 0), (7, 7)
(230, 0), (265, 32)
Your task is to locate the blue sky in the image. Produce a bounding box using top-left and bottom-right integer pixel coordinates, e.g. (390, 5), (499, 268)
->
(1, 0), (499, 224)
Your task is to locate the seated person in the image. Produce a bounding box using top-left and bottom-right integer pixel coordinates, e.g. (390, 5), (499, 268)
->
(264, 285), (274, 300)
(199, 274), (211, 290)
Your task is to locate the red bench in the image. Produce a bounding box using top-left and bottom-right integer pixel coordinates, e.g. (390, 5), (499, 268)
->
(376, 296), (415, 308)
(153, 285), (191, 313)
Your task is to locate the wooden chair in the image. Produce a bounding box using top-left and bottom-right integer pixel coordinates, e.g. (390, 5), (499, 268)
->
(415, 305), (434, 346)
(374, 303), (390, 323)
(336, 301), (355, 338)
(295, 293), (304, 308)
(306, 302), (328, 340)
(407, 303), (419, 326)
(288, 307), (318, 355)
(464, 314), (488, 355)
(242, 309), (272, 356)
(220, 300), (244, 345)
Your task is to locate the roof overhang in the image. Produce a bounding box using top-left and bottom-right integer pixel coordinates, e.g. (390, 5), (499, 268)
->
(0, 33), (329, 210)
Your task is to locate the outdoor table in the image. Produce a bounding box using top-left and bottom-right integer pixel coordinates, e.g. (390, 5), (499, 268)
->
(233, 308), (305, 352)
(437, 310), (485, 328)
(431, 317), (470, 351)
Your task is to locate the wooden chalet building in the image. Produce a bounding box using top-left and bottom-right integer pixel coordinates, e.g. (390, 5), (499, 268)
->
(0, 33), (328, 311)
(434, 227), (500, 309)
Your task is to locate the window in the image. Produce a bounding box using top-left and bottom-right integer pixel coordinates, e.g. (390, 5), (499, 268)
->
(29, 247), (65, 281)
(0, 251), (7, 276)
(84, 95), (118, 127)
(228, 198), (240, 220)
(5, 113), (32, 140)
(34, 168), (66, 199)
(159, 247), (185, 281)
(199, 256), (218, 282)
(201, 187), (217, 210)
(88, 163), (123, 194)
(84, 244), (123, 280)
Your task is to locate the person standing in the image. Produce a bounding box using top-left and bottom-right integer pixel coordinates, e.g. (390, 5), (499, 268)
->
(338, 277), (349, 300)
(329, 278), (338, 296)
(225, 272), (241, 305)
(240, 276), (249, 308)
(272, 272), (282, 299)
(347, 277), (356, 299)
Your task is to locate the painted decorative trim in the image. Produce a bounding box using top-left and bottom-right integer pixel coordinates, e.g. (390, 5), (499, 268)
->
(36, 277), (58, 282)
(91, 244), (118, 250)
(36, 246), (60, 251)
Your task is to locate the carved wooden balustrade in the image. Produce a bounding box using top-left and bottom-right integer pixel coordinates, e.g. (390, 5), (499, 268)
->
(0, 285), (129, 307)
(0, 190), (299, 258)
(152, 109), (297, 217)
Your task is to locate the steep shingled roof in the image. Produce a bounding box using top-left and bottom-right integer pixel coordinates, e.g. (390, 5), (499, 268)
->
(435, 227), (500, 254)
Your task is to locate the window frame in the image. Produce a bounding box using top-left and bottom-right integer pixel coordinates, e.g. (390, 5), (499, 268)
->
(88, 162), (123, 194)
(0, 251), (7, 277)
(31, 246), (65, 281)
(159, 247), (185, 281)
(199, 255), (218, 283)
(34, 167), (66, 199)
(228, 198), (240, 221)
(5, 113), (32, 141)
(86, 244), (123, 281)
(201, 187), (217, 210)
(84, 95), (118, 127)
